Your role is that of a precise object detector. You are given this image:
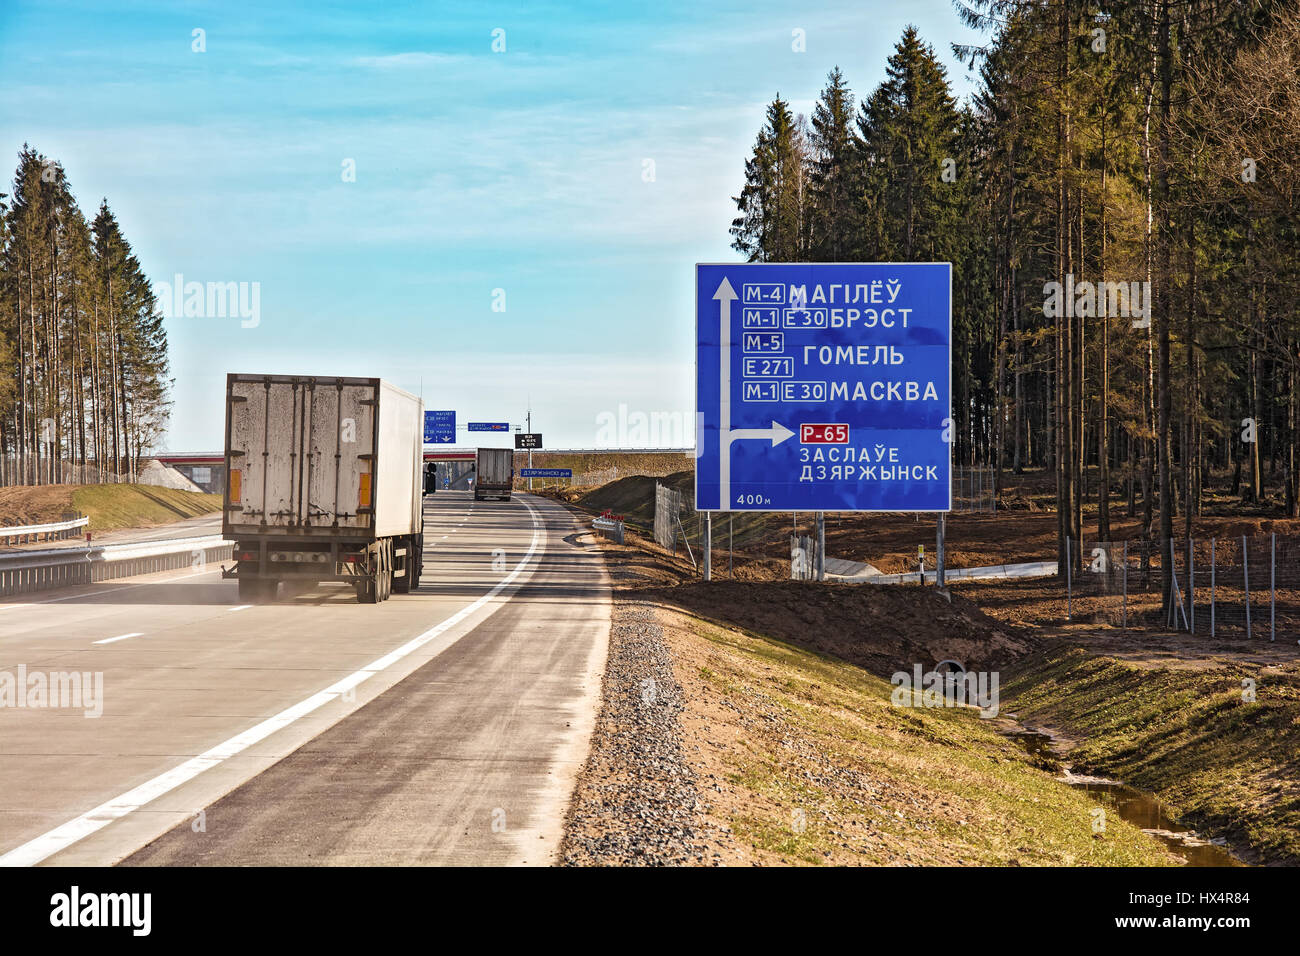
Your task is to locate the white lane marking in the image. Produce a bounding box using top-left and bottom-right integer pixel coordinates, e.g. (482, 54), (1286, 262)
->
(0, 498), (545, 867)
(93, 632), (143, 646)
(0, 568), (220, 612)
(228, 605), (252, 612)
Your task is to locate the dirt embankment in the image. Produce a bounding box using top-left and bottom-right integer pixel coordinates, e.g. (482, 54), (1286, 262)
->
(560, 500), (1175, 866)
(0, 483), (222, 535)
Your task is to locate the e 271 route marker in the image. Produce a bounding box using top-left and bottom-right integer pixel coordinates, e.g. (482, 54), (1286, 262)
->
(695, 262), (952, 512)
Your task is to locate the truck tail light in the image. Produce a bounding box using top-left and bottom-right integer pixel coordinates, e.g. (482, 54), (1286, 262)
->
(359, 473), (372, 508)
(237, 550), (256, 561)
(230, 469), (242, 504)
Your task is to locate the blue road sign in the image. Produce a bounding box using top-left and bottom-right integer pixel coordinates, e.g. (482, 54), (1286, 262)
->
(424, 410), (455, 443)
(696, 262), (951, 512)
(467, 422), (509, 432)
(520, 468), (571, 478)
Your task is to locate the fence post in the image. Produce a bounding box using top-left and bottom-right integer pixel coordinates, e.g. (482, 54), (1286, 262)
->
(1121, 541), (1128, 630)
(1210, 537), (1216, 638)
(1243, 534), (1252, 640)
(1167, 537), (1187, 631)
(1271, 532), (1276, 642)
(1066, 537), (1072, 622)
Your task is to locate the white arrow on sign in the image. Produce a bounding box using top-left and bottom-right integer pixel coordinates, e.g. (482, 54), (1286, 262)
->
(715, 276), (794, 508)
(730, 421), (796, 445)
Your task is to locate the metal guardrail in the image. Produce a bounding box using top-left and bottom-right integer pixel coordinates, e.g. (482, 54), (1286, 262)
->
(592, 516), (625, 544)
(0, 534), (233, 597)
(0, 515), (89, 543)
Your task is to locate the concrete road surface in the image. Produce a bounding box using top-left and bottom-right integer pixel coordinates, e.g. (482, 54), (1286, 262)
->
(0, 492), (609, 866)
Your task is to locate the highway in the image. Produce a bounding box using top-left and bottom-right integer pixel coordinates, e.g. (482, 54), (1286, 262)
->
(0, 491), (609, 866)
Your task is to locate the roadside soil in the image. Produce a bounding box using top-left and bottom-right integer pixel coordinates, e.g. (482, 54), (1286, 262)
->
(560, 506), (1176, 866)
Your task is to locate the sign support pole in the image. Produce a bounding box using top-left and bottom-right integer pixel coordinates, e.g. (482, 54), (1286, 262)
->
(703, 512), (712, 581)
(815, 511), (825, 582)
(937, 513), (946, 588)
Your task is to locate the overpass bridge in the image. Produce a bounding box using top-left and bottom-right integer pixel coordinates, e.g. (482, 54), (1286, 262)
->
(152, 448), (690, 495)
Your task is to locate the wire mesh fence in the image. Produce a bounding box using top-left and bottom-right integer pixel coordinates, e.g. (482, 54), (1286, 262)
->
(0, 458), (133, 486)
(1064, 534), (1299, 641)
(952, 466), (996, 512)
(653, 482), (682, 551)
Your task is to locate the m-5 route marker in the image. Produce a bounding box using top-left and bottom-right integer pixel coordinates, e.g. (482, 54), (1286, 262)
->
(696, 262), (952, 512)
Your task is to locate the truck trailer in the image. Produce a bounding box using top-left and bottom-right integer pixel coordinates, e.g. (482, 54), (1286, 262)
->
(222, 374), (425, 603)
(474, 447), (514, 501)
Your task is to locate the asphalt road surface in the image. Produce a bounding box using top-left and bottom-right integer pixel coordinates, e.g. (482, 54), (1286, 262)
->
(0, 491), (610, 866)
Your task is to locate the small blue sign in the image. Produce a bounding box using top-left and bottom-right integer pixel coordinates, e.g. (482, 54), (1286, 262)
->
(521, 468), (571, 478)
(696, 262), (952, 512)
(468, 422), (509, 432)
(424, 410), (455, 444)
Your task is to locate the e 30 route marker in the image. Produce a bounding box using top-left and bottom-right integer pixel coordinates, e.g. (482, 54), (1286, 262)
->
(695, 262), (952, 512)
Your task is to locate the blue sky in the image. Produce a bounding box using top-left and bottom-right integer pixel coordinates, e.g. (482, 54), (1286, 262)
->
(1, 0), (986, 450)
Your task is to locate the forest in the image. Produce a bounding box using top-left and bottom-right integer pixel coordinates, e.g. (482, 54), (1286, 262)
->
(729, 0), (1300, 569)
(0, 145), (169, 486)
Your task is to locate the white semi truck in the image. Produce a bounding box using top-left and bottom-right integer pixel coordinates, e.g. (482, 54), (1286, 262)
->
(474, 447), (514, 501)
(222, 373), (425, 603)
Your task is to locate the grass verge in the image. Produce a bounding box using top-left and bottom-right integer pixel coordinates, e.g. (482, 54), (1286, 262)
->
(71, 485), (222, 533)
(661, 606), (1177, 866)
(1004, 642), (1300, 863)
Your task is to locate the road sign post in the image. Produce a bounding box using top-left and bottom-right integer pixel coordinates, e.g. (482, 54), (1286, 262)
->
(703, 512), (712, 581)
(937, 513), (946, 589)
(696, 263), (952, 515)
(816, 511), (825, 582)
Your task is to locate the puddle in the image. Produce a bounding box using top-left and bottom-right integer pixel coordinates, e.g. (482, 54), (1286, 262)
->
(1004, 729), (1245, 867)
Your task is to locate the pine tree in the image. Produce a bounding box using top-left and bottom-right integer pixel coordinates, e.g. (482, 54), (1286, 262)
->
(807, 68), (858, 262)
(730, 96), (811, 262)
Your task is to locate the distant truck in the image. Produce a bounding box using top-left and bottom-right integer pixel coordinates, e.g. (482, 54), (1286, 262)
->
(222, 374), (425, 603)
(474, 448), (514, 501)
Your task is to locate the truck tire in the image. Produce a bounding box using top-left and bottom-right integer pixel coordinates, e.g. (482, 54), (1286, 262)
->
(378, 538), (392, 601)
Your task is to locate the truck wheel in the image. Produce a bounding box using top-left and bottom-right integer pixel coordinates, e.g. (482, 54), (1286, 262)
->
(377, 539), (392, 601)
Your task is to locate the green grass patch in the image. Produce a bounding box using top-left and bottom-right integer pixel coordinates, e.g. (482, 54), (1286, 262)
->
(679, 615), (1177, 866)
(72, 484), (223, 533)
(1004, 644), (1300, 863)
